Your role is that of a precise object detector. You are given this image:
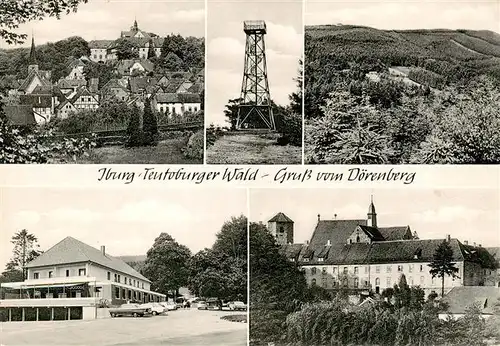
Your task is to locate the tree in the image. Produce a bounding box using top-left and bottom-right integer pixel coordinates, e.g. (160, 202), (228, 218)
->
(7, 230), (42, 280)
(429, 240), (460, 297)
(126, 104), (142, 147)
(142, 233), (191, 298)
(223, 98), (242, 130)
(142, 98), (158, 146)
(188, 215), (247, 302)
(83, 61), (117, 89)
(147, 39), (156, 60)
(289, 59), (303, 115)
(0, 0), (88, 44)
(250, 222), (309, 344)
(114, 38), (139, 60)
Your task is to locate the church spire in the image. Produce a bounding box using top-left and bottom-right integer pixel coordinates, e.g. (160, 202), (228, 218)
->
(367, 195), (377, 228)
(29, 35), (37, 65)
(132, 18), (138, 32)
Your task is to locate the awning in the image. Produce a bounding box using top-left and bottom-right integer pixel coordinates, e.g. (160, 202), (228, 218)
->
(5, 283), (88, 290)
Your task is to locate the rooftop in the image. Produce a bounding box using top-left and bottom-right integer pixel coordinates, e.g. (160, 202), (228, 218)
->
(26, 237), (150, 282)
(244, 20), (267, 34)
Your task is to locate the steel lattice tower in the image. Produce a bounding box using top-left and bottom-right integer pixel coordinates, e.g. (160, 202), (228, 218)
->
(236, 20), (275, 130)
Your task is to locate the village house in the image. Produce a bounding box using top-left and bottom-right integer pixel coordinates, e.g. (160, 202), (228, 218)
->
(439, 286), (500, 320)
(153, 92), (201, 116)
(100, 78), (130, 102)
(129, 76), (158, 98)
(19, 86), (65, 123)
(88, 40), (113, 63)
(0, 237), (165, 322)
(272, 199), (498, 299)
(66, 58), (87, 80)
(57, 79), (87, 96)
(68, 87), (100, 111)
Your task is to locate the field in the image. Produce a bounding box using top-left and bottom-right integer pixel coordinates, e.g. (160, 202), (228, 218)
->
(54, 137), (200, 164)
(206, 132), (302, 164)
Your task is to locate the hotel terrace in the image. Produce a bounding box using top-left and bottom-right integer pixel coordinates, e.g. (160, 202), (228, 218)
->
(0, 237), (165, 321)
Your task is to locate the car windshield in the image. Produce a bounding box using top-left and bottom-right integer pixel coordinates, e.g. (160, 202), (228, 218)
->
(234, 302), (244, 305)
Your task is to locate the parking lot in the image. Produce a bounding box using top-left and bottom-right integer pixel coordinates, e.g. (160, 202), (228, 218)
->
(0, 308), (247, 346)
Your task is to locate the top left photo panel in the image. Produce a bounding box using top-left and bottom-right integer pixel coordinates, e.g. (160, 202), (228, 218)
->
(0, 0), (205, 164)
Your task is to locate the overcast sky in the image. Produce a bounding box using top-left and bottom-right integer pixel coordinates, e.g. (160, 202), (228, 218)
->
(250, 188), (500, 247)
(0, 187), (247, 272)
(206, 0), (303, 126)
(306, 0), (500, 33)
(0, 0), (205, 49)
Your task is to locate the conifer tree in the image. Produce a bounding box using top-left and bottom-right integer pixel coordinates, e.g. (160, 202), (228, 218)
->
(142, 98), (158, 146)
(429, 240), (460, 297)
(127, 104), (142, 147)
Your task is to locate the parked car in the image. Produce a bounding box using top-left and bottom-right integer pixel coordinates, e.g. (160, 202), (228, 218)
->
(109, 303), (151, 317)
(229, 301), (247, 311)
(160, 301), (178, 311)
(197, 300), (208, 310)
(139, 303), (165, 315)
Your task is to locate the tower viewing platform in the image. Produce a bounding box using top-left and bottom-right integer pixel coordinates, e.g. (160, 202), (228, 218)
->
(244, 20), (267, 34)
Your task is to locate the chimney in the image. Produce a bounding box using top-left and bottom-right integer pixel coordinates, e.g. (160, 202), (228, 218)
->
(479, 244), (482, 247)
(317, 214), (320, 221)
(473, 242), (476, 247)
(305, 240), (309, 245)
(464, 240), (468, 245)
(446, 234), (451, 242)
(334, 214), (337, 220)
(326, 240), (331, 246)
(101, 246), (106, 256)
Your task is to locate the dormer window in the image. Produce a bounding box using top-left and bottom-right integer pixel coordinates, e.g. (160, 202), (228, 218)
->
(318, 257), (324, 262)
(303, 258), (309, 263)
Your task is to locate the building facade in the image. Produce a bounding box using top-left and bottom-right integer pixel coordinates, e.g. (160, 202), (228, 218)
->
(275, 200), (498, 298)
(0, 237), (165, 321)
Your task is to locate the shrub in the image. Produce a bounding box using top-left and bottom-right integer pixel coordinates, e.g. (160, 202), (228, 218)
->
(182, 130), (204, 160)
(142, 98), (158, 146)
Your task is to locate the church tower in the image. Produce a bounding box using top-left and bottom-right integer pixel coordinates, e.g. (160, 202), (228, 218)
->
(131, 19), (139, 33)
(28, 36), (39, 74)
(367, 196), (377, 228)
(268, 212), (294, 245)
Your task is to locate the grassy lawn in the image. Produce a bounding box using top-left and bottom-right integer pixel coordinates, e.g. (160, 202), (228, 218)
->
(206, 133), (302, 164)
(61, 137), (201, 164)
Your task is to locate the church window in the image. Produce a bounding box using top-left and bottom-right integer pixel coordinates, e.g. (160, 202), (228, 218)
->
(375, 278), (380, 286)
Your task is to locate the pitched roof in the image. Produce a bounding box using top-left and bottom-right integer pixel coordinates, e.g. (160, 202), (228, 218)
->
(3, 105), (36, 126)
(283, 238), (485, 266)
(310, 219), (367, 248)
(19, 94), (53, 108)
(18, 70), (51, 92)
(155, 92), (201, 104)
(269, 212), (294, 223)
(379, 226), (412, 241)
(26, 237), (150, 282)
(358, 225), (385, 241)
(131, 60), (154, 72)
(187, 83), (203, 94)
(162, 79), (187, 93)
(57, 79), (87, 89)
(129, 77), (158, 94)
(442, 287), (500, 315)
(88, 40), (113, 49)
